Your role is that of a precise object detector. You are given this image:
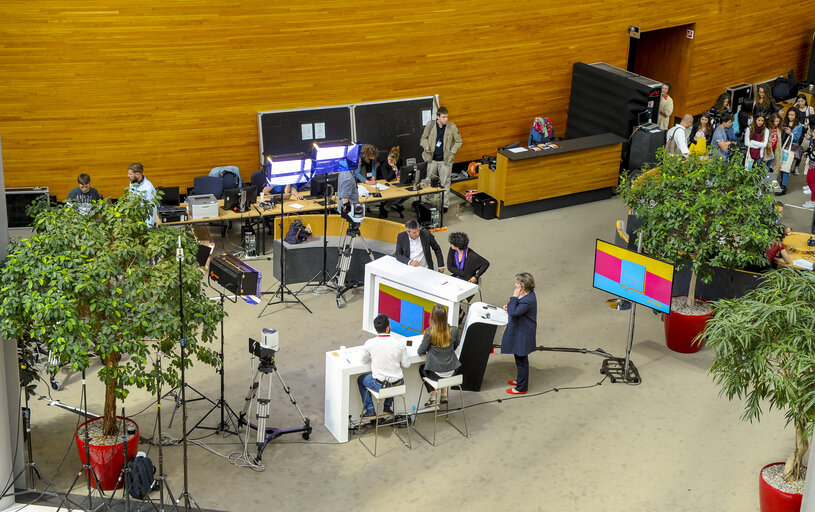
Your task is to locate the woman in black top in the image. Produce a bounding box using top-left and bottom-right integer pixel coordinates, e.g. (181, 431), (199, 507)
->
(447, 232), (490, 284)
(417, 304), (461, 406)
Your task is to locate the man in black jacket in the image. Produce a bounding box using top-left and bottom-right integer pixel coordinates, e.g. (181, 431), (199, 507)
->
(394, 219), (444, 272)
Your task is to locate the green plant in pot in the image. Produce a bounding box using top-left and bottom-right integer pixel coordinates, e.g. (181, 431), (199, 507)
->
(704, 267), (815, 510)
(0, 191), (223, 489)
(618, 149), (780, 352)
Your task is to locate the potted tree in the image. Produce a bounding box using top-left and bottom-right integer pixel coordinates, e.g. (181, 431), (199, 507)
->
(704, 267), (815, 511)
(0, 191), (223, 490)
(618, 149), (780, 352)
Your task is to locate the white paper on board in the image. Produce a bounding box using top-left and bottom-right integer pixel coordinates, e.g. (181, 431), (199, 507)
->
(314, 122), (326, 139)
(421, 109), (432, 125)
(301, 123), (313, 140)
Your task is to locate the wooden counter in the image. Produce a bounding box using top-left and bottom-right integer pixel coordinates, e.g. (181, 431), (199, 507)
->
(476, 133), (624, 218)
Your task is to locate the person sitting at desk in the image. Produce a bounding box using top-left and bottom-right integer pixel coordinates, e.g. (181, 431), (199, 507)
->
(67, 173), (101, 203)
(376, 146), (402, 219)
(262, 183), (303, 200)
(354, 144), (378, 185)
(357, 314), (409, 418)
(417, 304), (461, 407)
(447, 231), (490, 321)
(394, 219), (444, 272)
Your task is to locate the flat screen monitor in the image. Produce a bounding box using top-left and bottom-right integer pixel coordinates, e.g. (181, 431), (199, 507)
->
(240, 185), (258, 211)
(310, 173), (339, 197)
(398, 161), (428, 186)
(223, 187), (241, 211)
(157, 186), (180, 206)
(593, 239), (675, 314)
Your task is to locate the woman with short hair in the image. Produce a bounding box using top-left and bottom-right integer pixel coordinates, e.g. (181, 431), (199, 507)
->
(501, 272), (538, 395)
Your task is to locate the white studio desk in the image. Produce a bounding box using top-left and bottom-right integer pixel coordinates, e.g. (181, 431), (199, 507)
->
(324, 334), (425, 443)
(362, 255), (479, 334)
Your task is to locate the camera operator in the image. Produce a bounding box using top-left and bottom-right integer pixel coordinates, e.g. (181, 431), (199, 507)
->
(337, 162), (363, 231)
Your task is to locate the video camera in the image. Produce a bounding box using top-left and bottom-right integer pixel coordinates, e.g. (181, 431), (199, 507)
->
(249, 328), (279, 361)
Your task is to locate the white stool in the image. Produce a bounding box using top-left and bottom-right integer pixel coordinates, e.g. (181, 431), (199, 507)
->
(415, 374), (468, 446)
(357, 384), (412, 456)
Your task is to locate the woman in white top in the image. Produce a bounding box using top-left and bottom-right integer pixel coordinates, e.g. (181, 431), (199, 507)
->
(744, 113), (769, 170)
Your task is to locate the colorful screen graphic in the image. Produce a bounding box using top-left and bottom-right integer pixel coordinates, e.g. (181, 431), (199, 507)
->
(593, 239), (674, 314)
(377, 283), (441, 336)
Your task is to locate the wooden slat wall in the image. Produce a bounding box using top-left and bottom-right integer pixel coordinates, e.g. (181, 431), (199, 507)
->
(1, 1), (814, 199)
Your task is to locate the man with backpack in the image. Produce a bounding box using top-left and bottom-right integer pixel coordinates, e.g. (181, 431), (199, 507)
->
(665, 114), (694, 157)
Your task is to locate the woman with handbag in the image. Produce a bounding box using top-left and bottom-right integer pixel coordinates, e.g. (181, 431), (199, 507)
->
(765, 113), (783, 172)
(744, 114), (769, 172)
(776, 109), (804, 196)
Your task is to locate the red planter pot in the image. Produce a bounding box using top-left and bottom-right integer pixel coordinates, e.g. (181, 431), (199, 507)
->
(75, 417), (139, 490)
(759, 462), (803, 512)
(663, 296), (712, 353)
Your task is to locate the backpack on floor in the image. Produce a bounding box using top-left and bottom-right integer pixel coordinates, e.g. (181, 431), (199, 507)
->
(126, 455), (157, 499)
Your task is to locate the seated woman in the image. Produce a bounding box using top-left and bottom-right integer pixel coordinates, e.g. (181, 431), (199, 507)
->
(417, 304), (461, 407)
(375, 146), (402, 219)
(447, 232), (490, 321)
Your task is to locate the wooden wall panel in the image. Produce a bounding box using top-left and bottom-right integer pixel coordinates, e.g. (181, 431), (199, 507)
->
(1, 1), (814, 199)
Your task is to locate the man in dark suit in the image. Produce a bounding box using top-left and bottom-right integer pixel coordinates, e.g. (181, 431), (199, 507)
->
(394, 219), (444, 272)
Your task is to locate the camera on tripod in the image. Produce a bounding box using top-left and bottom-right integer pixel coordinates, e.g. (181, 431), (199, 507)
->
(249, 328), (279, 361)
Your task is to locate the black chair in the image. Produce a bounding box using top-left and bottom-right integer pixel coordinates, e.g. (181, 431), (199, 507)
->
(251, 170), (267, 190)
(222, 172), (239, 191)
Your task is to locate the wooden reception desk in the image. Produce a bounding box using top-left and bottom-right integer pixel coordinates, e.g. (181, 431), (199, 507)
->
(477, 133), (625, 218)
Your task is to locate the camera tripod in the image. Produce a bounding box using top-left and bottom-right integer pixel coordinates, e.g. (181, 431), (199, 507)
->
(332, 218), (374, 308)
(238, 354), (311, 463)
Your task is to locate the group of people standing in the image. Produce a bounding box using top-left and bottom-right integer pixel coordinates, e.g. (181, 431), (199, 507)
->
(663, 82), (815, 206)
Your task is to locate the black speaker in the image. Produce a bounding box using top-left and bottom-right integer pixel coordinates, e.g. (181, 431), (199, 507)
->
(628, 124), (665, 172)
(566, 62), (662, 141)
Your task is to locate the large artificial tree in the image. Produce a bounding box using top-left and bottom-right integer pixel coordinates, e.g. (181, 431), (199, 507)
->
(705, 268), (815, 483)
(618, 149), (781, 309)
(0, 192), (223, 437)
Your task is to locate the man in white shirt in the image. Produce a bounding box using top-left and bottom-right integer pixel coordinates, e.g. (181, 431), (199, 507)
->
(127, 162), (157, 227)
(357, 314), (410, 418)
(666, 114), (694, 157)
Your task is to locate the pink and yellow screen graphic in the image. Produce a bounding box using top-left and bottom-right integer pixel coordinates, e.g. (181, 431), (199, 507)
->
(593, 240), (674, 314)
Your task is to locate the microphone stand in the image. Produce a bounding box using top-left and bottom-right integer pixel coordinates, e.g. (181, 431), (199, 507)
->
(174, 237), (201, 512)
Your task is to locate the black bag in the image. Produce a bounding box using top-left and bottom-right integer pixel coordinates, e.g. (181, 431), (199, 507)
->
(125, 456), (157, 500)
(284, 219), (311, 244)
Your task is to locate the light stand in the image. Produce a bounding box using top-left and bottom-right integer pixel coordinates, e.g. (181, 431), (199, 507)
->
(175, 237), (201, 512)
(58, 369), (104, 512)
(258, 156), (314, 317)
(258, 193), (312, 316)
(5, 386), (60, 503)
(297, 183), (339, 295)
(146, 351), (177, 512)
(186, 289), (241, 438)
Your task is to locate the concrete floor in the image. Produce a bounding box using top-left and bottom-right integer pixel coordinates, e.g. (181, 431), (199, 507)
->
(13, 173), (815, 511)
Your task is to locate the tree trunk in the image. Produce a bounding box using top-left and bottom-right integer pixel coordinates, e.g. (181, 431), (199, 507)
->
(784, 420), (809, 482)
(102, 352), (120, 437)
(686, 270), (698, 308)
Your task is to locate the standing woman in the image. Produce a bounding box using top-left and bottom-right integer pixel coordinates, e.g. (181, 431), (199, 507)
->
(777, 108), (804, 195)
(501, 272), (537, 395)
(417, 304), (460, 406)
(657, 83), (674, 131)
(765, 113), (783, 172)
(745, 114), (769, 171)
(354, 144), (378, 185)
(709, 93), (731, 127)
(794, 94), (814, 130)
(689, 112), (713, 156)
(754, 84), (776, 119)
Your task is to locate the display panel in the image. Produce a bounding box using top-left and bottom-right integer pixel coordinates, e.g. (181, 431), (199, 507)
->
(593, 239), (674, 314)
(374, 280), (452, 336)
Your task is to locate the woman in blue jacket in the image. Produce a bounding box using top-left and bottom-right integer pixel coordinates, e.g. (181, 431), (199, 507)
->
(501, 272), (537, 395)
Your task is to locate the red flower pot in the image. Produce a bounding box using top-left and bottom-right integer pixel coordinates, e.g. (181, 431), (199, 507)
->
(663, 296), (712, 353)
(759, 462), (803, 512)
(75, 417), (139, 490)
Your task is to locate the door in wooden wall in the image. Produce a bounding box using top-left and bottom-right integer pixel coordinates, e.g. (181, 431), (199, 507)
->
(628, 24), (695, 123)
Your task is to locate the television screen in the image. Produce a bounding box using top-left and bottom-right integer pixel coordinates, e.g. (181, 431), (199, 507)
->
(7, 188), (49, 228)
(593, 239), (674, 314)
